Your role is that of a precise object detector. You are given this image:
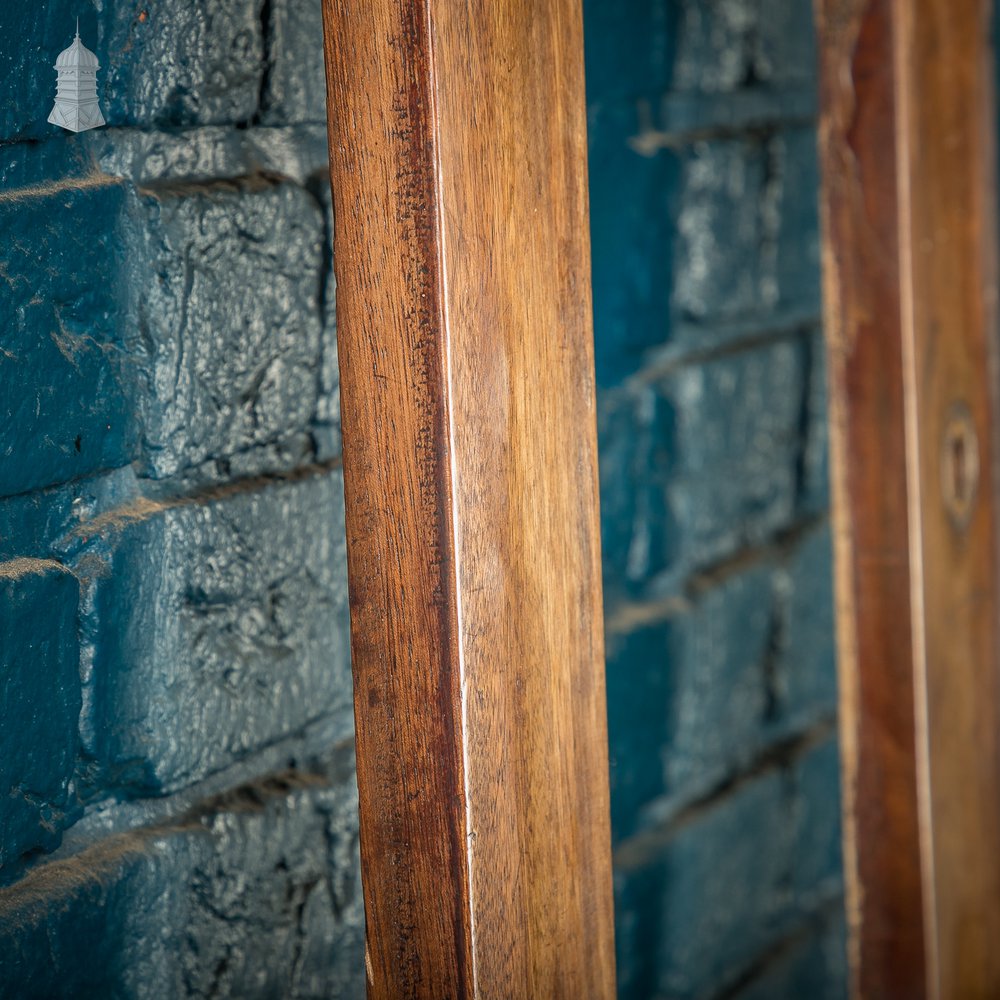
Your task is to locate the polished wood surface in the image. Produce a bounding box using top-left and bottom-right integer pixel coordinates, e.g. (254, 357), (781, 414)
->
(817, 1), (1000, 996)
(321, 2), (616, 996)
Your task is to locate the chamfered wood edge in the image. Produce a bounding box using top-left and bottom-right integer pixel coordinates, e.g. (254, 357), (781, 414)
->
(815, 0), (929, 995)
(320, 0), (616, 996)
(817, 0), (1000, 995)
(321, 1), (474, 996)
(431, 0), (616, 994)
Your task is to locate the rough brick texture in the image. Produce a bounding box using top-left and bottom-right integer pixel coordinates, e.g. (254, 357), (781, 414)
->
(614, 739), (842, 1000)
(605, 523), (837, 844)
(75, 470), (352, 795)
(727, 913), (847, 1000)
(599, 340), (808, 601)
(0, 0), (361, 993)
(134, 177), (327, 481)
(0, 746), (364, 1000)
(0, 567), (80, 872)
(0, 183), (139, 497)
(587, 0), (845, 995)
(0, 3), (265, 141)
(0, 0), (841, 996)
(260, 0), (329, 125)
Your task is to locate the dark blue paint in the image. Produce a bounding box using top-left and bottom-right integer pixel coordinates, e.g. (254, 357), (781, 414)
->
(0, 185), (138, 498)
(584, 0), (843, 994)
(0, 0), (843, 996)
(0, 570), (80, 876)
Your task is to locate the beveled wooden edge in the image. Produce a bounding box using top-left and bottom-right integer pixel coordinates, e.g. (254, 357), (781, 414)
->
(817, 0), (1000, 995)
(321, 1), (616, 996)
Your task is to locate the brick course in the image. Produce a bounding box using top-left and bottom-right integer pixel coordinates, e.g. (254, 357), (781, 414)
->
(0, 745), (364, 1000)
(0, 0), (362, 991)
(0, 0), (840, 995)
(0, 567), (80, 874)
(587, 0), (845, 994)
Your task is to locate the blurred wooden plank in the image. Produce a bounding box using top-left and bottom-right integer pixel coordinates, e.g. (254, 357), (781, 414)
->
(817, 0), (1000, 995)
(817, 7), (928, 992)
(320, 2), (616, 997)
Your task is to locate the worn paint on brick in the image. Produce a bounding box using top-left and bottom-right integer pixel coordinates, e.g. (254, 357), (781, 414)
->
(0, 0), (359, 990)
(0, 0), (841, 995)
(585, 0), (844, 994)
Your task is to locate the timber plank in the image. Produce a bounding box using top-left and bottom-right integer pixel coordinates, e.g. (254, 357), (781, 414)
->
(320, 2), (616, 997)
(817, 0), (1000, 995)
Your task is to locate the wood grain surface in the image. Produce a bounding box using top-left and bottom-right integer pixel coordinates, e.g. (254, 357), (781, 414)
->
(817, 1), (1000, 996)
(320, 2), (616, 997)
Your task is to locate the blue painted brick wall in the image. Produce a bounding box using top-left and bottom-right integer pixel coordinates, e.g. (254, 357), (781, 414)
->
(614, 739), (841, 999)
(585, 0), (845, 995)
(0, 1), (363, 995)
(0, 566), (80, 871)
(0, 0), (840, 996)
(0, 746), (363, 1000)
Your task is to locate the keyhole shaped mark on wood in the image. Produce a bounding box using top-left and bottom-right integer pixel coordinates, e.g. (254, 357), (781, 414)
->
(942, 402), (979, 530)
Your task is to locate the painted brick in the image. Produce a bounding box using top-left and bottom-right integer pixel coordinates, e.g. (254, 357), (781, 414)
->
(0, 183), (139, 498)
(616, 772), (794, 1000)
(261, 0), (328, 125)
(0, 750), (365, 1000)
(676, 0), (816, 95)
(0, 135), (97, 191)
(635, 89), (817, 151)
(0, 121), (329, 195)
(588, 104), (680, 383)
(776, 524), (838, 724)
(661, 341), (805, 574)
(583, 0), (673, 103)
(0, 485), (77, 564)
(136, 176), (327, 482)
(800, 331), (830, 516)
(673, 138), (771, 322)
(790, 738), (843, 903)
(71, 470), (352, 795)
(584, 0), (816, 103)
(600, 340), (805, 599)
(101, 1), (265, 129)
(588, 122), (819, 383)
(606, 560), (776, 841)
(590, 0), (839, 994)
(606, 525), (841, 846)
(95, 124), (332, 187)
(668, 565), (777, 788)
(309, 177), (341, 462)
(772, 128), (822, 314)
(0, 0), (359, 993)
(0, 172), (334, 496)
(589, 120), (821, 382)
(615, 738), (842, 1000)
(584, 0), (815, 105)
(755, 0), (818, 90)
(604, 619), (678, 843)
(731, 913), (847, 1000)
(0, 2), (264, 142)
(0, 124), (329, 194)
(671, 0), (755, 94)
(647, 130), (822, 363)
(598, 384), (678, 598)
(0, 566), (80, 876)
